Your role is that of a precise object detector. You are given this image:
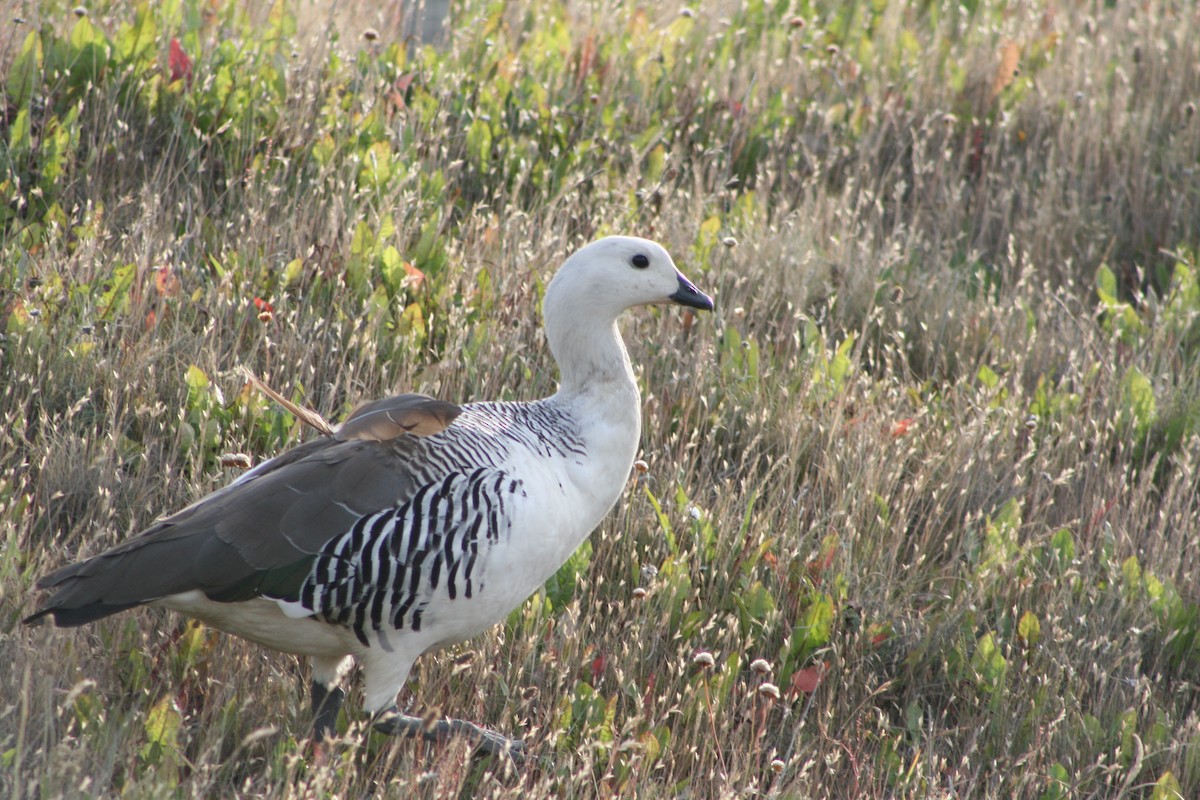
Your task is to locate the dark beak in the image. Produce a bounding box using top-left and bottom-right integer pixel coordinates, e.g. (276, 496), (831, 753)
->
(669, 271), (715, 311)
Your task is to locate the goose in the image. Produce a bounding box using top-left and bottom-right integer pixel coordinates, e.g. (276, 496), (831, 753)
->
(24, 235), (713, 757)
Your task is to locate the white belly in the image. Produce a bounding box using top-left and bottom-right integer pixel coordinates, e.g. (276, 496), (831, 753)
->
(154, 591), (360, 659)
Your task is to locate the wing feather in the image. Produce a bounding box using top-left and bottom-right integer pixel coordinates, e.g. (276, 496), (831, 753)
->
(25, 394), (462, 627)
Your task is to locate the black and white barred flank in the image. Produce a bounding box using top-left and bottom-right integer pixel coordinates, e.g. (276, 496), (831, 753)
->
(277, 401), (575, 647)
(293, 467), (525, 645)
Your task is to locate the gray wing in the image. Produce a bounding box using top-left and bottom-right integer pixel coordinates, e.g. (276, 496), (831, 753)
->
(24, 394), (461, 627)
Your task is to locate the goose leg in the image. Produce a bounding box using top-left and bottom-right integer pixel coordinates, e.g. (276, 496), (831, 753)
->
(310, 680), (345, 741)
(373, 710), (526, 761)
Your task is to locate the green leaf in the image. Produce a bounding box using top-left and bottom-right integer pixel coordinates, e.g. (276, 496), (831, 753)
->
(792, 592), (835, 662)
(1121, 367), (1156, 436)
(184, 364), (211, 411)
(466, 118), (493, 168)
(98, 263), (136, 320)
(379, 246), (404, 293)
(358, 140), (395, 190)
(141, 694), (182, 761)
(1049, 528), (1076, 564)
(643, 486), (676, 555)
(115, 8), (158, 62)
(1096, 262), (1118, 304)
(1150, 771), (1183, 800)
(39, 116), (72, 184)
(8, 108), (31, 155)
(1121, 555), (1142, 597)
(971, 631), (1008, 693)
(1040, 763), (1070, 800)
(411, 216), (447, 275)
(828, 333), (856, 389)
(1017, 610), (1041, 646)
(6, 31), (43, 109)
(283, 257), (304, 286)
(545, 539), (592, 609)
(976, 364), (999, 389)
(66, 17), (110, 87)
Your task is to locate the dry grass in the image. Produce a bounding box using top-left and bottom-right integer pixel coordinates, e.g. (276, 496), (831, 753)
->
(3, 0), (1200, 797)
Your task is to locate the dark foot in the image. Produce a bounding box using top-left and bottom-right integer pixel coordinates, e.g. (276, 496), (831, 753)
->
(373, 711), (526, 762)
(310, 681), (346, 741)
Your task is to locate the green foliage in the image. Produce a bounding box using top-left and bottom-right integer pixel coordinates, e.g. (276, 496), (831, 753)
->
(140, 695), (183, 785)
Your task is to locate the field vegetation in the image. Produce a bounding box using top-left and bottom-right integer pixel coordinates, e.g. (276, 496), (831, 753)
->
(3, 0), (1200, 796)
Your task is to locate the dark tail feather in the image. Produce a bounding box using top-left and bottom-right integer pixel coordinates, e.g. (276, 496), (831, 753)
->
(23, 601), (142, 628)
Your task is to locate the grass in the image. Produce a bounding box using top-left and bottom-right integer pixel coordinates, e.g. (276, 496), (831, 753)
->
(2, 0), (1200, 796)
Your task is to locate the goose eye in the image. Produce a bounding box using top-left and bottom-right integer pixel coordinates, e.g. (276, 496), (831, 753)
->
(631, 254), (650, 269)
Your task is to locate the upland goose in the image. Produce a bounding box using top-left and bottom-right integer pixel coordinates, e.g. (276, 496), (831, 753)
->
(25, 236), (713, 757)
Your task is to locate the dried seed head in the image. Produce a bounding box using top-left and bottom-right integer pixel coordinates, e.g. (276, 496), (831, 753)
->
(219, 453), (252, 469)
(632, 587), (648, 600)
(788, 16), (806, 29)
(770, 758), (786, 774)
(363, 28), (379, 41)
(641, 564), (658, 581)
(750, 658), (772, 676)
(757, 682), (781, 700)
(1024, 414), (1038, 431)
(721, 236), (738, 248)
(692, 651), (716, 669)
(73, 6), (88, 17)
(679, 7), (695, 18)
(634, 459), (649, 474)
(826, 44), (840, 56)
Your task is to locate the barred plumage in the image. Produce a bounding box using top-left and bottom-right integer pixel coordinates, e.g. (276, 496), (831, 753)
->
(293, 464), (526, 645)
(25, 236), (713, 754)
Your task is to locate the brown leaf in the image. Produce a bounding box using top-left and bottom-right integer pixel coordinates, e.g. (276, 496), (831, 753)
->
(992, 41), (1021, 98)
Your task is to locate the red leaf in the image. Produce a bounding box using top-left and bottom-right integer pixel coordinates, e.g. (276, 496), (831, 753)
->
(169, 38), (193, 86)
(253, 296), (275, 323)
(387, 74), (416, 111)
(890, 417), (915, 438)
(641, 672), (658, 709)
(807, 534), (838, 583)
(401, 261), (426, 290)
(790, 662), (829, 695)
(590, 652), (607, 685)
(154, 266), (180, 297)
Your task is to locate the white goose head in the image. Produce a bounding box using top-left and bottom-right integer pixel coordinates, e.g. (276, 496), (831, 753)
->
(545, 236), (713, 318)
(542, 236), (713, 393)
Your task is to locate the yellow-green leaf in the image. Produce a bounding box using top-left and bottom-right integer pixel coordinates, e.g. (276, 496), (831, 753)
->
(1017, 610), (1041, 646)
